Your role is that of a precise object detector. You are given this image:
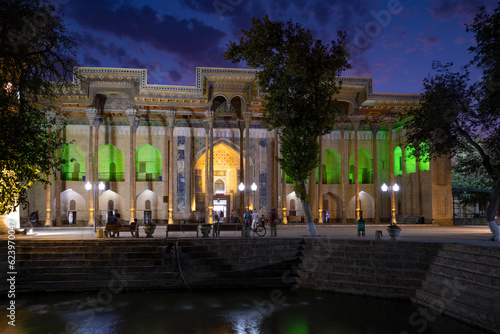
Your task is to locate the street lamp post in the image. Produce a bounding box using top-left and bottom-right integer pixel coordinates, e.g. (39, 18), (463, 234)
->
(86, 181), (105, 233)
(381, 182), (399, 225)
(238, 181), (258, 214)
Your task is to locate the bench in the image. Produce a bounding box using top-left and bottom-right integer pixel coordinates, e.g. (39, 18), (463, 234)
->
(213, 223), (244, 237)
(105, 223), (138, 238)
(166, 223), (199, 237)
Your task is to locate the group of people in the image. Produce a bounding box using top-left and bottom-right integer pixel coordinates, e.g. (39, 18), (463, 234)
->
(243, 209), (278, 235)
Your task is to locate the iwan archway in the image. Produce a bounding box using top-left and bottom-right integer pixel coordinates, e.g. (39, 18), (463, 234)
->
(193, 141), (245, 219)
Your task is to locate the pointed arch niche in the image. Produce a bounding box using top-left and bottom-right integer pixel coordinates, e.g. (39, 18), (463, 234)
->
(194, 142), (242, 195)
(61, 143), (86, 181)
(98, 144), (125, 181)
(136, 144), (162, 181)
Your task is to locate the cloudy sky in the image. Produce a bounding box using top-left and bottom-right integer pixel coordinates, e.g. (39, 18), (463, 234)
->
(56, 0), (497, 94)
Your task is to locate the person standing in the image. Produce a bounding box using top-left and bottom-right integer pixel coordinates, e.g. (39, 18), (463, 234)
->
(251, 210), (259, 231)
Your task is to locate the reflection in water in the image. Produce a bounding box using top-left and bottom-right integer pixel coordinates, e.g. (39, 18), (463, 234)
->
(0, 289), (487, 334)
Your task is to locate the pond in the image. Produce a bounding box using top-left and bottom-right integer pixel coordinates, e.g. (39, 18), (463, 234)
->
(1, 288), (487, 334)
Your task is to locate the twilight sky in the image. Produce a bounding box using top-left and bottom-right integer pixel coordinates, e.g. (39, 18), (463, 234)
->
(56, 0), (498, 94)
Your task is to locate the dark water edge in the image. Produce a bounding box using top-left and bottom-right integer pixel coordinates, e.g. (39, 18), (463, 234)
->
(1, 288), (488, 334)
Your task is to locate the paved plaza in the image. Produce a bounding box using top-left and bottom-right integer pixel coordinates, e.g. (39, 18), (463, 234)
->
(9, 224), (500, 248)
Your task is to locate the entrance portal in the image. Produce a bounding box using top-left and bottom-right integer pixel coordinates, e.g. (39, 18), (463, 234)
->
(213, 196), (230, 222)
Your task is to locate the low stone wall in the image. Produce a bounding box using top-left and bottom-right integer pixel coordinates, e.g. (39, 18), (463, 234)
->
(1, 238), (499, 333)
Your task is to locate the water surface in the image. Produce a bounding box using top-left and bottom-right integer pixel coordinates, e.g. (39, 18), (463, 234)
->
(1, 288), (487, 333)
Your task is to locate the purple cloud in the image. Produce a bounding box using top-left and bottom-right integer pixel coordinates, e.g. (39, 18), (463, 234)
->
(427, 0), (486, 22)
(64, 0), (227, 67)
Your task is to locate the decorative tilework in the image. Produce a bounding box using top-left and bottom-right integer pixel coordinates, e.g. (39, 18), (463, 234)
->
(259, 173), (267, 197)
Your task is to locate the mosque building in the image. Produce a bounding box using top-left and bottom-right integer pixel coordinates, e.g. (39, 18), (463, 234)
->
(23, 67), (452, 227)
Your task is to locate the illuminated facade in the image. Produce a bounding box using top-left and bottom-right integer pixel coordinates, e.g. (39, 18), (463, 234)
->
(23, 67), (453, 226)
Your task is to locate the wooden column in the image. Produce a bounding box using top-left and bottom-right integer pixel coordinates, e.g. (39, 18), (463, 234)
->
(370, 121), (381, 224)
(167, 110), (176, 224)
(352, 117), (361, 221)
(54, 115), (64, 226)
(206, 110), (215, 224)
(338, 122), (348, 224)
(238, 118), (245, 221)
(127, 108), (140, 222)
(44, 110), (56, 226)
(85, 108), (96, 227)
(386, 117), (397, 225)
(318, 136), (323, 223)
(244, 111), (251, 210)
(93, 116), (102, 226)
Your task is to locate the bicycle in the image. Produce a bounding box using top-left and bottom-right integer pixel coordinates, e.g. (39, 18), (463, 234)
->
(249, 222), (266, 237)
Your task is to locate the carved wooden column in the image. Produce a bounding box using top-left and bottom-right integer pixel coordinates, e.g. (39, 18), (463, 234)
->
(338, 122), (348, 224)
(386, 117), (397, 225)
(244, 111), (251, 209)
(238, 117), (245, 221)
(85, 108), (96, 227)
(54, 115), (64, 226)
(44, 110), (55, 226)
(93, 115), (102, 225)
(280, 139), (288, 224)
(370, 121), (381, 224)
(206, 110), (215, 224)
(318, 136), (323, 223)
(352, 117), (361, 221)
(167, 110), (176, 224)
(127, 108), (140, 222)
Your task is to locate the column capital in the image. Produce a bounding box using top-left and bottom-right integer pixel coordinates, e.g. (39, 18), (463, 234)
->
(384, 116), (396, 131)
(205, 110), (214, 130)
(243, 110), (251, 126)
(85, 108), (97, 126)
(93, 116), (102, 130)
(370, 121), (379, 134)
(166, 110), (176, 128)
(337, 121), (348, 133)
(350, 115), (363, 131)
(127, 108), (140, 132)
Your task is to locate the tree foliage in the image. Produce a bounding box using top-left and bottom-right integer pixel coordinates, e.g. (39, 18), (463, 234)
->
(0, 0), (78, 214)
(224, 16), (350, 234)
(406, 3), (500, 225)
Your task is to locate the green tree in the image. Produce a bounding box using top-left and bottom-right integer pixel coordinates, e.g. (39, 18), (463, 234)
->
(452, 149), (492, 210)
(224, 16), (350, 235)
(0, 0), (78, 215)
(406, 3), (500, 240)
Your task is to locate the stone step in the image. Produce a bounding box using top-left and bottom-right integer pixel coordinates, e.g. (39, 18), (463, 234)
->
(15, 259), (163, 267)
(427, 263), (500, 287)
(413, 289), (500, 333)
(431, 256), (499, 275)
(300, 278), (416, 300)
(420, 272), (500, 307)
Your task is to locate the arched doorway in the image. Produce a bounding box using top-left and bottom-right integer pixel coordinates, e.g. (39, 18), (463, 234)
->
(194, 141), (242, 217)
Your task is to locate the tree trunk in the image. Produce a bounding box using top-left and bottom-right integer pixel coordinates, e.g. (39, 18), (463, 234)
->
(302, 199), (317, 236)
(486, 177), (500, 241)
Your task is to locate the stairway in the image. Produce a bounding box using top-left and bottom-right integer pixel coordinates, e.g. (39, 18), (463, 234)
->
(412, 244), (500, 333)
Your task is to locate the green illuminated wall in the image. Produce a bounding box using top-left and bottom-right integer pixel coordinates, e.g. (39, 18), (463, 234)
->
(317, 149), (341, 184)
(61, 143), (86, 181)
(394, 146), (402, 176)
(349, 148), (373, 184)
(405, 145), (417, 173)
(98, 144), (125, 181)
(136, 144), (162, 181)
(405, 144), (429, 173)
